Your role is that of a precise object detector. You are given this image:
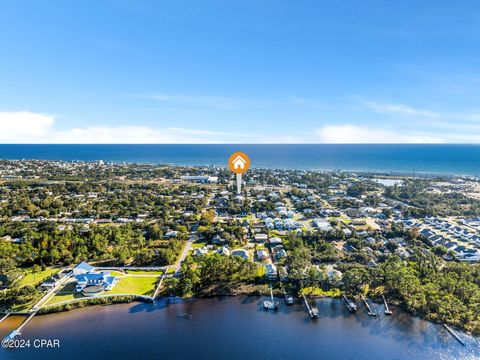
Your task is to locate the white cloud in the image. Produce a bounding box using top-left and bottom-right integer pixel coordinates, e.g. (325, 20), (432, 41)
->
(0, 111), (474, 144)
(316, 124), (443, 144)
(0, 111), (55, 141)
(0, 111), (240, 143)
(362, 101), (439, 118)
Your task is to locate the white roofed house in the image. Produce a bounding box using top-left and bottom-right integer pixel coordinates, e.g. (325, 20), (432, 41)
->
(269, 237), (283, 246)
(256, 249), (269, 261)
(254, 233), (268, 242)
(193, 247), (208, 257)
(72, 261), (95, 276)
(217, 245), (231, 256)
(265, 264), (278, 280)
(231, 249), (250, 260)
(312, 218), (333, 232)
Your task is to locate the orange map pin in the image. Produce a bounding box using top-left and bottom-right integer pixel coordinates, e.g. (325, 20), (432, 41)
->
(228, 152), (250, 194)
(228, 152), (250, 174)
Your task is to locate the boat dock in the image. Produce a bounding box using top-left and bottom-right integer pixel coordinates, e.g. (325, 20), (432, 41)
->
(3, 310), (38, 342)
(443, 324), (466, 346)
(342, 295), (357, 312)
(382, 295), (392, 315)
(302, 295), (319, 319)
(361, 296), (377, 316)
(263, 287), (279, 311)
(176, 312), (192, 319)
(0, 312), (10, 324)
(152, 271), (168, 300)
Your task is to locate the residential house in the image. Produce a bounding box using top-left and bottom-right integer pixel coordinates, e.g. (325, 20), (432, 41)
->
(72, 262), (95, 276)
(231, 249), (249, 260)
(41, 272), (67, 289)
(265, 264), (278, 280)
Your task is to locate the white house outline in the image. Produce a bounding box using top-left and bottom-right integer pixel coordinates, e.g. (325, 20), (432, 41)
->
(232, 155), (247, 170)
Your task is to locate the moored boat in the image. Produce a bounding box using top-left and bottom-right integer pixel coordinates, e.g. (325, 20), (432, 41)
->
(343, 295), (357, 312)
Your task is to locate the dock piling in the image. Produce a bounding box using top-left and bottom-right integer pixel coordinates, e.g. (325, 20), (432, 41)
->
(443, 324), (466, 346)
(382, 295), (392, 315)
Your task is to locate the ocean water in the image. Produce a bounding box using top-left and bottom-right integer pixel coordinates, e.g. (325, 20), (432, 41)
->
(0, 144), (479, 176)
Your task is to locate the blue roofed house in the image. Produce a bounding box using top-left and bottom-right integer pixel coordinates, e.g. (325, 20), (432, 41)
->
(73, 262), (117, 293)
(75, 271), (117, 292)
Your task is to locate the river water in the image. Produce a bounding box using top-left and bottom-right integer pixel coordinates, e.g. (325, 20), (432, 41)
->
(0, 297), (478, 360)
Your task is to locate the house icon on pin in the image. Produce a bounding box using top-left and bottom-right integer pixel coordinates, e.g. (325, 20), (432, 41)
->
(232, 155), (247, 170)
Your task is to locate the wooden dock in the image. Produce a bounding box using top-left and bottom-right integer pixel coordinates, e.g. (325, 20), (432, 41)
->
(302, 295), (319, 319)
(361, 296), (377, 316)
(3, 310), (38, 342)
(0, 312), (10, 324)
(342, 295), (357, 312)
(152, 271), (168, 300)
(176, 312), (192, 319)
(443, 324), (465, 346)
(382, 295), (392, 315)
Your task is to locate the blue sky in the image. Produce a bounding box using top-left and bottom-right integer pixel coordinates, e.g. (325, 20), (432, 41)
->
(1, 0), (480, 143)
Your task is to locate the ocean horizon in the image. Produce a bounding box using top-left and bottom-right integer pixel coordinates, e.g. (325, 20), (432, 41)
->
(0, 144), (479, 176)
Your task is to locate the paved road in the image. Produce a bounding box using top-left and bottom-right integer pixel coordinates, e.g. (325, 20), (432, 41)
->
(174, 234), (196, 274)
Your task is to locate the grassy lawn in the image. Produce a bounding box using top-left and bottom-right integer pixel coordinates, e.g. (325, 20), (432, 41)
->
(124, 270), (163, 275)
(301, 287), (341, 297)
(192, 241), (207, 249)
(18, 267), (60, 288)
(109, 271), (126, 277)
(43, 275), (160, 306)
(11, 300), (36, 312)
(255, 243), (266, 250)
(108, 275), (158, 296)
(43, 282), (79, 306)
(256, 265), (266, 278)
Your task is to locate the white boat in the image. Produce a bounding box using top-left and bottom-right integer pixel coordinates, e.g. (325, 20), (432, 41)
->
(263, 300), (279, 310)
(3, 330), (20, 342)
(263, 287), (279, 311)
(285, 295), (294, 305)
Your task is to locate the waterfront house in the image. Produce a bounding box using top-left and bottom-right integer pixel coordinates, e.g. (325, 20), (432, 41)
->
(265, 264), (278, 280)
(75, 271), (117, 292)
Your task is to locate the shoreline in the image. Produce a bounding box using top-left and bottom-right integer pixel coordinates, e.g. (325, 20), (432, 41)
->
(0, 159), (475, 178)
(30, 292), (477, 339)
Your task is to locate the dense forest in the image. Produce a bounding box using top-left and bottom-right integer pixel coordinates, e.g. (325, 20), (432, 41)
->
(285, 233), (480, 334)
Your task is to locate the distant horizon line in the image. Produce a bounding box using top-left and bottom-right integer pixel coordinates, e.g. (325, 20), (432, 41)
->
(0, 143), (479, 146)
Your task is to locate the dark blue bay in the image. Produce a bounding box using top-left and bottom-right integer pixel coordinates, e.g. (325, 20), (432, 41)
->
(0, 297), (478, 360)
